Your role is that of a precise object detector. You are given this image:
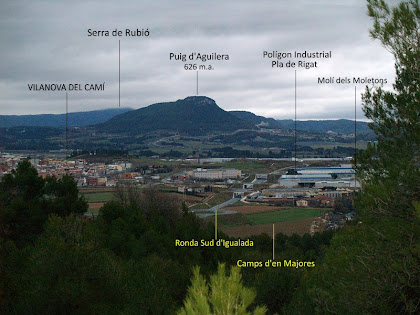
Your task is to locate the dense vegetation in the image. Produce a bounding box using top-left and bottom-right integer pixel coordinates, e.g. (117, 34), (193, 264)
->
(0, 162), (335, 313)
(285, 0), (420, 313)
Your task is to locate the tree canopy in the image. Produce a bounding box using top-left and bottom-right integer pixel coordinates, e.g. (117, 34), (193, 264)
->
(0, 160), (87, 245)
(357, 0), (420, 219)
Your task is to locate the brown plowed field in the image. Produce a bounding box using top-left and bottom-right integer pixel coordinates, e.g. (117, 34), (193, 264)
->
(219, 217), (314, 237)
(224, 205), (287, 214)
(88, 202), (104, 210)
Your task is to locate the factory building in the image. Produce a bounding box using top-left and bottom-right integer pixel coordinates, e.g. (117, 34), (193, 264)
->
(279, 165), (359, 188)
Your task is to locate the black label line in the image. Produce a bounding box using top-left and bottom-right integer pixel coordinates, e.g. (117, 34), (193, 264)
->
(354, 86), (357, 188)
(294, 70), (297, 171)
(119, 40), (121, 107)
(65, 92), (68, 157)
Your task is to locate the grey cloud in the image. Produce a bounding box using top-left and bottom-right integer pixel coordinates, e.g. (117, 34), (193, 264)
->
(0, 0), (399, 120)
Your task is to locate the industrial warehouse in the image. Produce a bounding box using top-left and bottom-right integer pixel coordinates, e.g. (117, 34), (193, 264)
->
(279, 164), (360, 188)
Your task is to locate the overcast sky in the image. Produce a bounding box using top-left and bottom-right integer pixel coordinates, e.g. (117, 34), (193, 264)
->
(0, 0), (398, 120)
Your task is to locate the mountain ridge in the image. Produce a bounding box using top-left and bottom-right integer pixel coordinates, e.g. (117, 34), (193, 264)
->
(276, 118), (372, 135)
(1, 98), (372, 136)
(0, 108), (133, 128)
(97, 96), (254, 134)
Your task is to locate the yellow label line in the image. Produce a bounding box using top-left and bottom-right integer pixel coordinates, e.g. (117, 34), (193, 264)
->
(273, 224), (275, 261)
(215, 209), (218, 240)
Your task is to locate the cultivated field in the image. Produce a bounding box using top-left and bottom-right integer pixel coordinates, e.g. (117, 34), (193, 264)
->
(215, 205), (327, 237)
(246, 207), (326, 224)
(86, 202), (104, 215)
(82, 191), (114, 203)
(219, 217), (315, 237)
(225, 205), (287, 214)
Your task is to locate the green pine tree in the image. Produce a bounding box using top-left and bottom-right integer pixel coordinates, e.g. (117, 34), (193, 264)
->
(357, 0), (420, 219)
(178, 263), (267, 315)
(284, 2), (420, 313)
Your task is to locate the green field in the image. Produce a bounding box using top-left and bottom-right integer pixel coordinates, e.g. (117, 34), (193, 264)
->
(246, 208), (326, 225)
(309, 141), (367, 150)
(81, 192), (114, 203)
(190, 203), (210, 210)
(207, 192), (232, 207)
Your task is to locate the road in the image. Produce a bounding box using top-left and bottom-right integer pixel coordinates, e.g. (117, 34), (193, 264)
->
(192, 197), (240, 218)
(270, 165), (295, 175)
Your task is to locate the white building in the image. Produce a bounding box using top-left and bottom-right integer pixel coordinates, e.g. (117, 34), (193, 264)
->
(189, 168), (241, 180)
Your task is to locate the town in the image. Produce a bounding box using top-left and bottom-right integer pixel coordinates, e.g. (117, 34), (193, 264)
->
(1, 151), (358, 236)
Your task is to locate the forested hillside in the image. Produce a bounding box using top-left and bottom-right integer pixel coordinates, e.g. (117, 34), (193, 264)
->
(97, 96), (253, 134)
